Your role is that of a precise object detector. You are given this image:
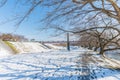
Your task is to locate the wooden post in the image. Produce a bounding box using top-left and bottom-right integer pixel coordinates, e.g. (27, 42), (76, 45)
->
(67, 32), (70, 51)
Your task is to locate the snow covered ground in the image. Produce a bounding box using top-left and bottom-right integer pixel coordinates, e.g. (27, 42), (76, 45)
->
(0, 41), (120, 80)
(0, 50), (120, 80)
(44, 43), (66, 50)
(105, 50), (120, 61)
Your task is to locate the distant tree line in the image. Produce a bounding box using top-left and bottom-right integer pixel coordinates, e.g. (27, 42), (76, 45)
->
(0, 33), (28, 42)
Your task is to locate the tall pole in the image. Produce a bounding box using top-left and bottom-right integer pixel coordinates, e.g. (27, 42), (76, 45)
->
(67, 32), (70, 51)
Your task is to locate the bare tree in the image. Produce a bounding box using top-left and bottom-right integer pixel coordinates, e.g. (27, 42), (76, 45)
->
(0, 33), (13, 41)
(75, 18), (120, 56)
(72, 0), (120, 22)
(0, 0), (120, 30)
(77, 32), (99, 50)
(0, 0), (119, 28)
(0, 33), (28, 41)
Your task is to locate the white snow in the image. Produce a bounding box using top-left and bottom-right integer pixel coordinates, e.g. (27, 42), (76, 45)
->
(0, 40), (13, 58)
(10, 42), (51, 53)
(0, 50), (119, 80)
(44, 43), (65, 50)
(0, 41), (119, 80)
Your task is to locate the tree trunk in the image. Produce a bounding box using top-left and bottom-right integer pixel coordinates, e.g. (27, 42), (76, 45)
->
(94, 47), (98, 51)
(100, 47), (104, 55)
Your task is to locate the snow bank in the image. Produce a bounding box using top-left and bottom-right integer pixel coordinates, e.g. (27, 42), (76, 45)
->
(10, 42), (50, 53)
(0, 40), (13, 58)
(0, 40), (100, 59)
(45, 43), (66, 50)
(105, 50), (120, 61)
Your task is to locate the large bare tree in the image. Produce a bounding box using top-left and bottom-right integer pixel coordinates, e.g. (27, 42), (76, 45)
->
(75, 17), (120, 56)
(0, 0), (120, 30)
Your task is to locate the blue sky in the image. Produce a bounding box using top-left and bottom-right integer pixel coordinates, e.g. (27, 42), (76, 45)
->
(0, 0), (67, 41)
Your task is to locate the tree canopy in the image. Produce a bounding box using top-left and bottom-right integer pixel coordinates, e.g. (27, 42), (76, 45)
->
(11, 0), (120, 29)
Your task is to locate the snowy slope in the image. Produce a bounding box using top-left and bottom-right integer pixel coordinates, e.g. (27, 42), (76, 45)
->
(0, 41), (67, 58)
(0, 40), (14, 58)
(10, 42), (50, 53)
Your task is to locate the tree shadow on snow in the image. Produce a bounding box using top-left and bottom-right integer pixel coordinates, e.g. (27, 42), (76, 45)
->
(0, 54), (119, 80)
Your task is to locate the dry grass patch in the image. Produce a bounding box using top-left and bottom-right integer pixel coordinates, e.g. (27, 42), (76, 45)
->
(4, 41), (19, 54)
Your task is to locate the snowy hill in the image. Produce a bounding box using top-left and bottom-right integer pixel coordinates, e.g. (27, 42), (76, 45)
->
(0, 40), (14, 58)
(10, 42), (51, 53)
(0, 41), (64, 58)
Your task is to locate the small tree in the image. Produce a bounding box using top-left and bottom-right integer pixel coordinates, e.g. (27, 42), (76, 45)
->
(0, 33), (28, 41)
(78, 33), (98, 50)
(0, 34), (13, 41)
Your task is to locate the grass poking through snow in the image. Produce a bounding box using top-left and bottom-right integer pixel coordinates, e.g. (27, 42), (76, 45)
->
(4, 41), (19, 54)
